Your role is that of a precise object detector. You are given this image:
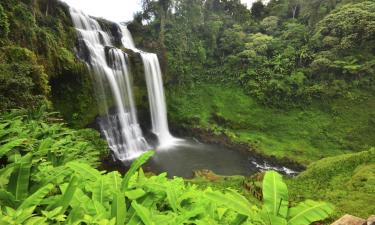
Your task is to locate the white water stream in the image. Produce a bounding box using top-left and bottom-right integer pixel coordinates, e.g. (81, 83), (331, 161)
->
(70, 9), (148, 160)
(118, 24), (180, 149)
(69, 9), (178, 161)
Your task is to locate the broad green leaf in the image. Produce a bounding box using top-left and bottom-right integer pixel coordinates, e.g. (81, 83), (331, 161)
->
(125, 188), (146, 200)
(0, 189), (16, 208)
(50, 176), (78, 213)
(0, 165), (14, 189)
(127, 195), (154, 225)
(122, 151), (155, 191)
(67, 161), (102, 181)
(166, 186), (179, 212)
(262, 171), (289, 218)
(91, 200), (108, 219)
(111, 192), (126, 225)
(8, 156), (32, 201)
(107, 171), (122, 191)
(10, 207), (35, 224)
(231, 214), (248, 225)
(25, 216), (48, 225)
(18, 184), (54, 211)
(205, 189), (253, 217)
(131, 201), (155, 225)
(41, 207), (65, 220)
(92, 176), (107, 204)
(260, 209), (287, 225)
(287, 200), (334, 225)
(64, 186), (94, 215)
(174, 207), (205, 224)
(66, 206), (85, 225)
(0, 138), (26, 157)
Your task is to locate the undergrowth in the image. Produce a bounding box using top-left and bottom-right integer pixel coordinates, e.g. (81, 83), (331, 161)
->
(288, 148), (375, 219)
(0, 109), (333, 224)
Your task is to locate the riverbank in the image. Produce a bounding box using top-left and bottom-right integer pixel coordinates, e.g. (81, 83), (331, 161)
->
(166, 83), (375, 166)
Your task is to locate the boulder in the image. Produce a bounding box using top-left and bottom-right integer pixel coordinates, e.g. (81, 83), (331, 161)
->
(367, 215), (375, 225)
(331, 214), (366, 225)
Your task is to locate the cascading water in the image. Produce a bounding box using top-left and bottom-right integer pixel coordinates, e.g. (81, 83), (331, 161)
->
(66, 7), (297, 178)
(141, 53), (177, 148)
(118, 24), (180, 149)
(69, 9), (148, 161)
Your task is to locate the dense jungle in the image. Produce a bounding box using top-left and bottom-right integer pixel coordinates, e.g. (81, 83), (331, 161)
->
(0, 0), (374, 224)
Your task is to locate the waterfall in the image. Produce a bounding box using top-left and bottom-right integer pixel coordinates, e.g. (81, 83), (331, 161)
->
(119, 24), (180, 149)
(69, 9), (148, 161)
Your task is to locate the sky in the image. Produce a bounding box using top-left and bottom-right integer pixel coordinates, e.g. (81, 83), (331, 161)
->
(61, 0), (266, 22)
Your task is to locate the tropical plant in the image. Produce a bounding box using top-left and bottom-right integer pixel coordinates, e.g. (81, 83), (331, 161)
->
(0, 109), (335, 224)
(260, 171), (334, 225)
(0, 108), (107, 171)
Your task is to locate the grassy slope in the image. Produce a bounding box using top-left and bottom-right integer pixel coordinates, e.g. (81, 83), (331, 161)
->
(287, 148), (375, 219)
(167, 83), (375, 165)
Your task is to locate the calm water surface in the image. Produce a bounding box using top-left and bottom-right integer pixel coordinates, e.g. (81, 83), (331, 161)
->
(145, 139), (297, 178)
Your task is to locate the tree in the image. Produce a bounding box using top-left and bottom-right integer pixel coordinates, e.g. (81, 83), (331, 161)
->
(251, 0), (265, 19)
(260, 16), (280, 35)
(312, 1), (375, 52)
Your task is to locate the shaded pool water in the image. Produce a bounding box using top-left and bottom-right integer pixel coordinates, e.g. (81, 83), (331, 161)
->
(144, 139), (297, 178)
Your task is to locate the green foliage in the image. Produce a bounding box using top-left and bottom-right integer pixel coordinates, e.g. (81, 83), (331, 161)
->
(288, 148), (375, 218)
(0, 46), (49, 111)
(167, 83), (375, 164)
(0, 109), (334, 224)
(136, 0), (375, 107)
(261, 171), (334, 225)
(0, 108), (108, 175)
(0, 0), (100, 126)
(0, 4), (9, 40)
(313, 1), (375, 51)
(262, 171), (289, 218)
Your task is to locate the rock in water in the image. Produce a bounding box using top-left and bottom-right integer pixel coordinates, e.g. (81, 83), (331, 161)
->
(331, 214), (366, 225)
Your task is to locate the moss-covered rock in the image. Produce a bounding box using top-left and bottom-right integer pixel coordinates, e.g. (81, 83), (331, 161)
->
(0, 46), (49, 110)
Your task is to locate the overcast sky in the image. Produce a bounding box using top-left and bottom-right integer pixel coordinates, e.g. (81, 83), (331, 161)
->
(61, 0), (265, 22)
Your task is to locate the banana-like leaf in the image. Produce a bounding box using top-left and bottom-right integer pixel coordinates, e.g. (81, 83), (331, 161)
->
(127, 195), (154, 225)
(67, 161), (102, 181)
(205, 189), (253, 217)
(125, 188), (146, 200)
(262, 171), (289, 218)
(50, 176), (78, 213)
(71, 188), (97, 215)
(24, 216), (48, 225)
(287, 200), (334, 225)
(232, 214), (248, 225)
(92, 176), (107, 204)
(0, 138), (26, 157)
(122, 151), (155, 191)
(0, 189), (16, 208)
(111, 191), (126, 225)
(18, 184), (54, 211)
(166, 185), (179, 212)
(131, 201), (155, 225)
(8, 156), (32, 201)
(107, 171), (122, 192)
(260, 209), (287, 225)
(11, 207), (35, 224)
(174, 207), (205, 224)
(0, 165), (14, 189)
(66, 206), (85, 225)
